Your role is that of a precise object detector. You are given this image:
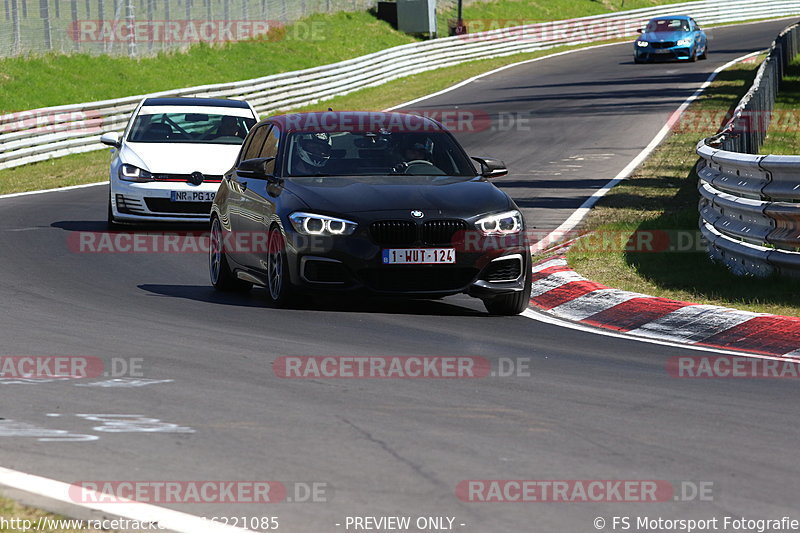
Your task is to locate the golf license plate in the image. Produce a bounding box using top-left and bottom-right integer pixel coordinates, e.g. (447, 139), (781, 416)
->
(382, 248), (455, 265)
(171, 191), (215, 202)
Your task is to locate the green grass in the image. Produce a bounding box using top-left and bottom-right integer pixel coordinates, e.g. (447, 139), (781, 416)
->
(760, 58), (800, 154)
(567, 55), (800, 317)
(0, 0), (690, 113)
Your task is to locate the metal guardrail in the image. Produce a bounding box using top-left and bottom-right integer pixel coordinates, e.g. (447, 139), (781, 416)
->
(697, 22), (800, 277)
(2, 0), (800, 171)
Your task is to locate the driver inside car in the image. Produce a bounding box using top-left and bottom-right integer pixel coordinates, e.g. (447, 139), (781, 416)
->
(402, 142), (430, 163)
(216, 115), (244, 139)
(292, 136), (333, 175)
(391, 137), (440, 174)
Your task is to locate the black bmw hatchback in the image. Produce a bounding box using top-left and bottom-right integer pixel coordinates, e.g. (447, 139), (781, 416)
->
(209, 111), (532, 315)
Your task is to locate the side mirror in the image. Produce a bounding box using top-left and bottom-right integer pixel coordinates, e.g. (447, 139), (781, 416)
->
(637, 28), (643, 34)
(237, 157), (276, 180)
(100, 131), (121, 148)
(472, 157), (508, 179)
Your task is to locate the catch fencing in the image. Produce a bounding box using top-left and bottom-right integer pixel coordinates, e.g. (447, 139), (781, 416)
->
(0, 0), (378, 57)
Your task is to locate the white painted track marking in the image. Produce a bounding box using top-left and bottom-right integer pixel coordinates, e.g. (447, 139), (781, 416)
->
(0, 466), (254, 532)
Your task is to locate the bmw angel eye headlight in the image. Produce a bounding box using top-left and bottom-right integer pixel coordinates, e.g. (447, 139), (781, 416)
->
(475, 210), (523, 236)
(636, 40), (649, 47)
(677, 38), (693, 46)
(289, 212), (357, 236)
(119, 164), (153, 182)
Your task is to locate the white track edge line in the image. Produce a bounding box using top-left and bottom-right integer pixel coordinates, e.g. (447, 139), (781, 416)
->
(0, 181), (107, 200)
(0, 466), (253, 533)
(529, 48), (765, 252)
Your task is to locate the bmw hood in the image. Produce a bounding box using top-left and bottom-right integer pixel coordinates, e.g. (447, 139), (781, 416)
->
(284, 175), (513, 216)
(122, 142), (241, 175)
(640, 30), (690, 43)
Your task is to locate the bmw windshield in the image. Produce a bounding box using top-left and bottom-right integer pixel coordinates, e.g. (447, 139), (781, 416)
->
(284, 131), (477, 177)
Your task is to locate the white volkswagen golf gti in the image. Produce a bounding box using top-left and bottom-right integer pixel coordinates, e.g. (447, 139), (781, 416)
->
(100, 97), (258, 226)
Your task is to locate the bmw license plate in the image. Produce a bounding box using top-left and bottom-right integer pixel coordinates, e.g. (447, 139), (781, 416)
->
(654, 49), (671, 54)
(171, 191), (215, 202)
(382, 248), (455, 265)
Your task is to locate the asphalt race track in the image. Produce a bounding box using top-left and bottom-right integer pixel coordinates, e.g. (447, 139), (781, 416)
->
(1, 18), (798, 533)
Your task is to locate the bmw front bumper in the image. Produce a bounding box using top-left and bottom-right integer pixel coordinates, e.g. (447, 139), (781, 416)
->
(281, 225), (531, 298)
(635, 45), (694, 61)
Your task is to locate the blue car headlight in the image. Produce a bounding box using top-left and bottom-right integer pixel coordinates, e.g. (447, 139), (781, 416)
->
(677, 38), (693, 47)
(636, 40), (649, 48)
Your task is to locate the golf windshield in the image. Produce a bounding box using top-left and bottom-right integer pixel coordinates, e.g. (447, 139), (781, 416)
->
(128, 112), (256, 144)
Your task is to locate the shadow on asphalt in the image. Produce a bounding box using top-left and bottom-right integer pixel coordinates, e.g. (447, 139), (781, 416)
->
(51, 220), (208, 232)
(498, 72), (712, 90)
(137, 284), (488, 317)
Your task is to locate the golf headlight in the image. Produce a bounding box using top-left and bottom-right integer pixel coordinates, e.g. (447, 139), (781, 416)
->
(636, 40), (649, 47)
(289, 212), (357, 236)
(677, 38), (693, 46)
(475, 210), (523, 236)
(119, 164), (153, 182)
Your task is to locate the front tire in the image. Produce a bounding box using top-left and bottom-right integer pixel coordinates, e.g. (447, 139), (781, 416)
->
(689, 47), (698, 62)
(699, 45), (708, 60)
(482, 263), (533, 316)
(209, 216), (252, 292)
(266, 225), (297, 307)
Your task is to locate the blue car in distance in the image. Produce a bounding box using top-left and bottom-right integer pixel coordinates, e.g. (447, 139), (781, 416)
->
(634, 15), (708, 63)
